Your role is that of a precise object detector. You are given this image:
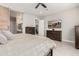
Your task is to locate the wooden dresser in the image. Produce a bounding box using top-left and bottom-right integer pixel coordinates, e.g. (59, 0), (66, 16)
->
(25, 27), (35, 35)
(75, 26), (79, 49)
(47, 29), (62, 41)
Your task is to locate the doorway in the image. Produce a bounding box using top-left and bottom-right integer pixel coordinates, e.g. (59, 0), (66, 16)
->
(10, 17), (17, 34)
(35, 19), (45, 36)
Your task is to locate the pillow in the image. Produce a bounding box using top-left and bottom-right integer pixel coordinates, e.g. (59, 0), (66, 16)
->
(0, 33), (7, 44)
(1, 30), (14, 40)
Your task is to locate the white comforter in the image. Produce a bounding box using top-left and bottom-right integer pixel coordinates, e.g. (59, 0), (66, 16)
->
(0, 34), (56, 56)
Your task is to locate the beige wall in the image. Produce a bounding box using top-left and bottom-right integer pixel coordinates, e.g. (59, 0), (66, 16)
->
(22, 14), (36, 33)
(44, 6), (79, 43)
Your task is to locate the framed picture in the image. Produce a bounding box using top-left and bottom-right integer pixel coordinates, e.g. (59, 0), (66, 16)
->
(48, 20), (61, 29)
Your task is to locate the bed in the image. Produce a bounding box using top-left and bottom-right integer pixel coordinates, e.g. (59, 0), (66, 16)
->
(0, 34), (56, 56)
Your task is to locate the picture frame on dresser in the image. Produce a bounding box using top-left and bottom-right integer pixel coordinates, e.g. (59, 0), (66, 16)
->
(48, 20), (61, 29)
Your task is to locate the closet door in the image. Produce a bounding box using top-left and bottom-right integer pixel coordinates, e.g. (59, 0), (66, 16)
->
(38, 20), (44, 36)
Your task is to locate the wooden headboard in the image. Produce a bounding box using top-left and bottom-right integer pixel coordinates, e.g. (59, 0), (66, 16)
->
(0, 6), (10, 30)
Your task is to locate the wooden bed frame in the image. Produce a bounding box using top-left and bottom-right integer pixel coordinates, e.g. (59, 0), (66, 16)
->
(46, 49), (53, 56)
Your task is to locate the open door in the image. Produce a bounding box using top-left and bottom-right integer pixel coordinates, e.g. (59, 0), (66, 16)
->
(38, 20), (45, 36)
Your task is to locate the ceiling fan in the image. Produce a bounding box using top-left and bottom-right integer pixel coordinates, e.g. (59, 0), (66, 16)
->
(35, 3), (47, 9)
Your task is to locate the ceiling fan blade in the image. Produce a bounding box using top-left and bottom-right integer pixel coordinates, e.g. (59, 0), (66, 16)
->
(35, 3), (40, 8)
(41, 3), (47, 8)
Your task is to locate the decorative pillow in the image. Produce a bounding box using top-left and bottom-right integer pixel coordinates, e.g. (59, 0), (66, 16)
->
(0, 33), (8, 44)
(1, 30), (14, 40)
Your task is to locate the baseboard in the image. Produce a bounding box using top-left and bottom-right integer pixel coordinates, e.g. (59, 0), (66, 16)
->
(62, 39), (74, 44)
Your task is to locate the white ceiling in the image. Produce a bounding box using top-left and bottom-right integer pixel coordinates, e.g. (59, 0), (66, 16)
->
(0, 3), (79, 16)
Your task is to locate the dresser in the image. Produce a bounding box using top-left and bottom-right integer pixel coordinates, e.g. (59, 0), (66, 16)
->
(75, 26), (79, 49)
(25, 27), (35, 35)
(47, 29), (62, 41)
